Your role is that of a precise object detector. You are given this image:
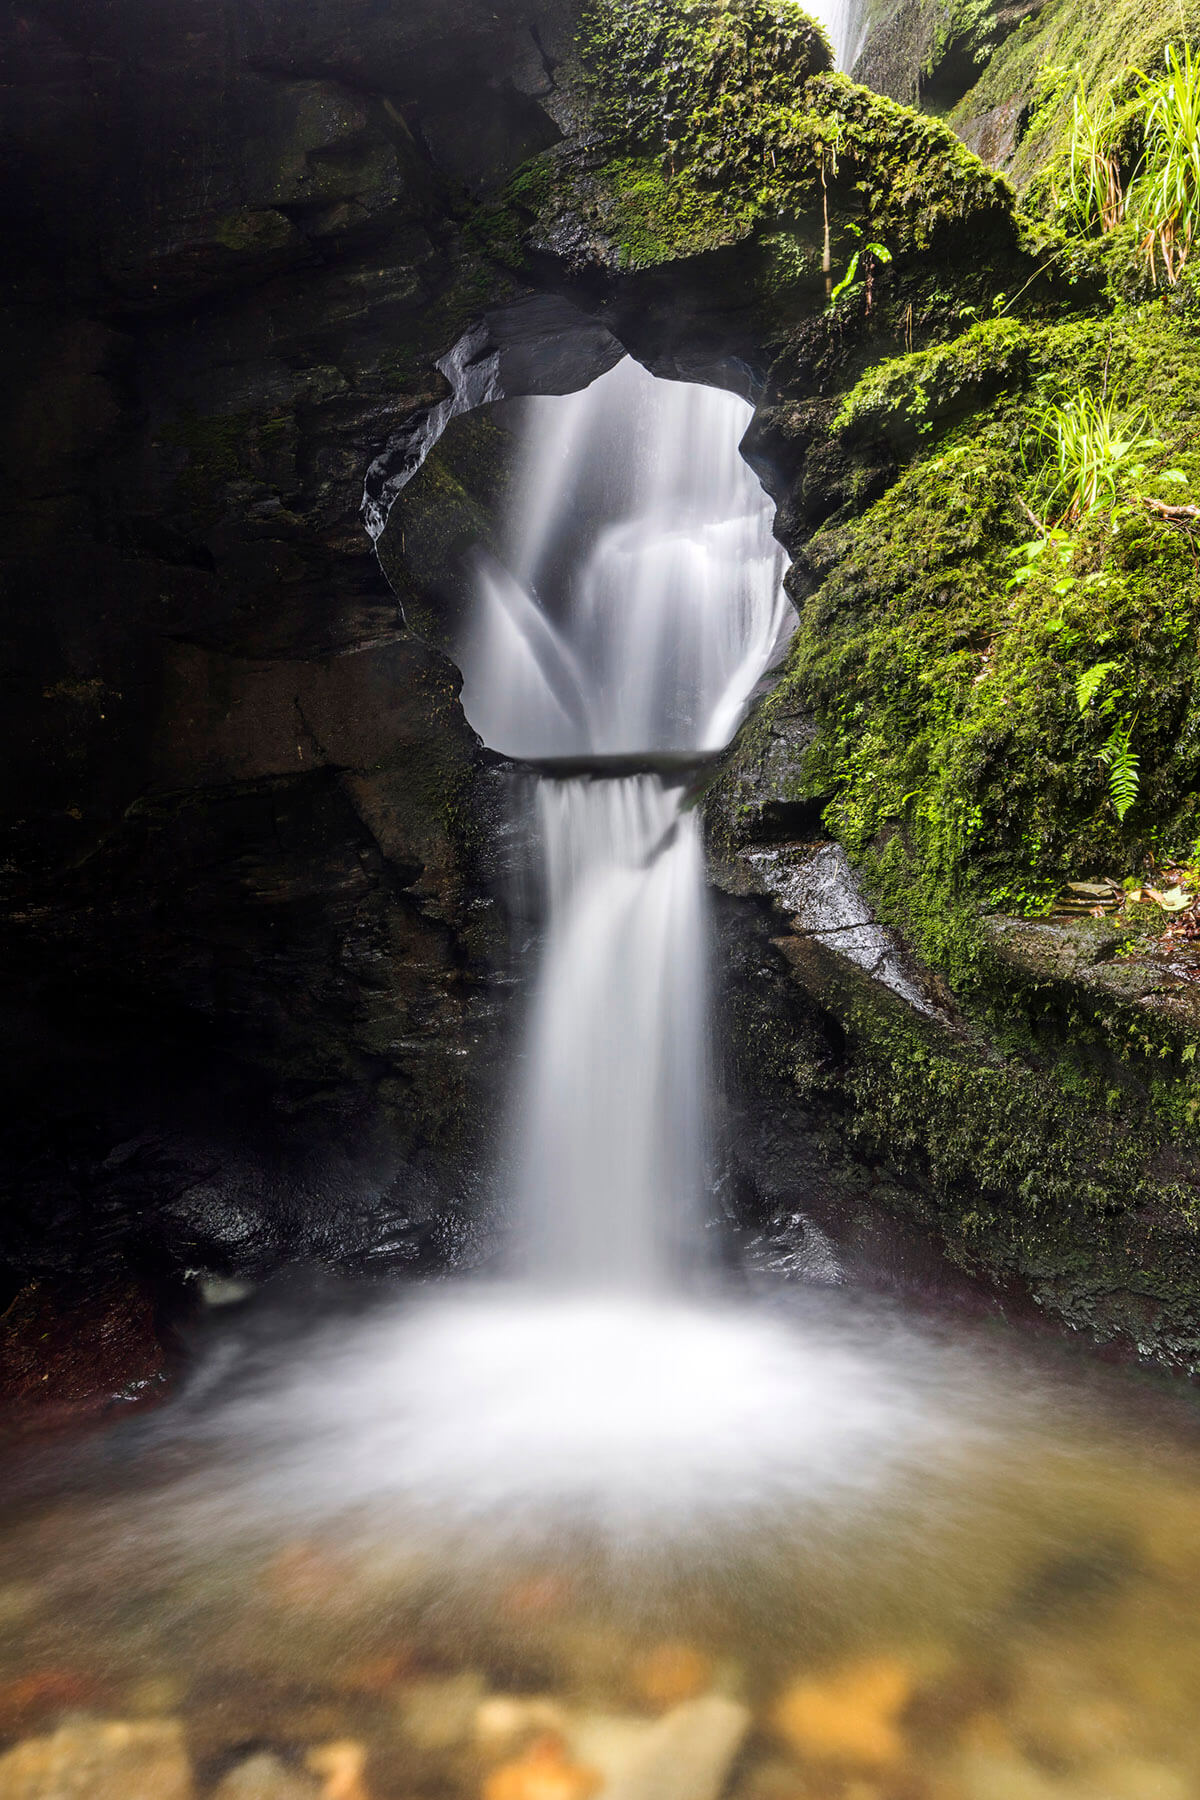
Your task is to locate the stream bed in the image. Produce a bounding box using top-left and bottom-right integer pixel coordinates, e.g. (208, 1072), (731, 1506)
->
(3, 1281), (1200, 1800)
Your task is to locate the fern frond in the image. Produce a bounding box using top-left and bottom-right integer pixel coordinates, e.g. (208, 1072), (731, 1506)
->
(1076, 660), (1119, 712)
(1099, 716), (1140, 821)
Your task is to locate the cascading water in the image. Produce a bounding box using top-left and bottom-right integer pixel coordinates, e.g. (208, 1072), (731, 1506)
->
(456, 356), (791, 1287)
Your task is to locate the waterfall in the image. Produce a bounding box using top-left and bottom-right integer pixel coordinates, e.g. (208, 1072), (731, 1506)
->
(802, 0), (864, 73)
(456, 356), (791, 1286)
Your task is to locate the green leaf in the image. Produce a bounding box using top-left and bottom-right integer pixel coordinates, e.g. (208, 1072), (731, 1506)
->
(1076, 660), (1119, 712)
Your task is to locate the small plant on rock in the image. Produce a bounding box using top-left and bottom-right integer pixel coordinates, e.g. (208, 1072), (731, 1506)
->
(1057, 78), (1127, 233)
(1130, 42), (1200, 283)
(1076, 660), (1140, 822)
(1024, 390), (1162, 525)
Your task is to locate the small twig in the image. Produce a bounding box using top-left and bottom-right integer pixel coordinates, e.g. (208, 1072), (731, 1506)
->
(1014, 492), (1050, 535)
(1143, 495), (1200, 521)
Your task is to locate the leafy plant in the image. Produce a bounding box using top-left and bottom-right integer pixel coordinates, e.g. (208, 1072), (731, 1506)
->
(1076, 659), (1120, 711)
(1076, 661), (1140, 820)
(1057, 77), (1127, 233)
(1024, 390), (1162, 524)
(829, 240), (893, 306)
(1130, 42), (1200, 284)
(1100, 715), (1141, 820)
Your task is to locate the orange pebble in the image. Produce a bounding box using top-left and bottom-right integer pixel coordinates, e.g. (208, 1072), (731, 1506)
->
(307, 1739), (370, 1800)
(482, 1732), (601, 1800)
(335, 1652), (414, 1697)
(771, 1655), (914, 1770)
(0, 1669), (104, 1735)
(633, 1641), (714, 1709)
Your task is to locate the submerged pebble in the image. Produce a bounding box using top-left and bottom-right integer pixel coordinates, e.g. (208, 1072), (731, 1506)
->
(213, 1753), (320, 1800)
(0, 1718), (192, 1800)
(771, 1656), (913, 1770)
(482, 1732), (600, 1800)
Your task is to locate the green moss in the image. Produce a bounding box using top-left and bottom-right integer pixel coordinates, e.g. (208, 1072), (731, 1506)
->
(503, 0), (1026, 290)
(951, 0), (1200, 196)
(591, 154), (758, 266)
(833, 313), (1031, 435)
(752, 303), (1200, 993)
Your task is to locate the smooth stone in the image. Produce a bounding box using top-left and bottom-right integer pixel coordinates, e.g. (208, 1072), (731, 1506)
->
(0, 1718), (192, 1800)
(605, 1695), (751, 1800)
(771, 1656), (913, 1770)
(212, 1753), (320, 1800)
(630, 1642), (714, 1711)
(397, 1672), (487, 1751)
(567, 1714), (658, 1787)
(305, 1741), (368, 1800)
(475, 1695), (570, 1757)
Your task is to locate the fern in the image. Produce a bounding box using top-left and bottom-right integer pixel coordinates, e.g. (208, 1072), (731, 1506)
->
(1100, 715), (1140, 821)
(1076, 659), (1120, 713)
(829, 242), (893, 304)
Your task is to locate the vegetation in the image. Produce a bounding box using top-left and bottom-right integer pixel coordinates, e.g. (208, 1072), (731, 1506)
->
(1022, 391), (1164, 524)
(525, 0), (1018, 274)
(721, 303), (1200, 980)
(1044, 41), (1200, 284)
(1132, 40), (1200, 281)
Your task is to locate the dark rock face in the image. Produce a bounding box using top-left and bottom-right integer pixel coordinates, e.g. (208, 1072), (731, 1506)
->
(0, 0), (583, 1292)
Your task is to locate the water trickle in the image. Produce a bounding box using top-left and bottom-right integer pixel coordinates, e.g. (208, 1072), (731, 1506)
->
(455, 356), (791, 1286)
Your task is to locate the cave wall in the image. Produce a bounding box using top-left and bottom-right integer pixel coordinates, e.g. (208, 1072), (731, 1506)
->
(0, 0), (588, 1294)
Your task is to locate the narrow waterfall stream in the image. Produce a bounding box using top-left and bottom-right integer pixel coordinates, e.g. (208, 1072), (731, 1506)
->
(9, 360), (1200, 1800)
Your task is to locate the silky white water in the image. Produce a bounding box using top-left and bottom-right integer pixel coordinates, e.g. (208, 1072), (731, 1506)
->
(458, 356), (791, 763)
(457, 356), (790, 1288)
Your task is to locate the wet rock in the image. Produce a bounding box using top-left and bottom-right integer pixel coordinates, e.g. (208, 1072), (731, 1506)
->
(982, 916), (1200, 1032)
(771, 1656), (913, 1771)
(0, 1718), (192, 1800)
(604, 1696), (750, 1800)
(0, 1277), (171, 1435)
(213, 1754), (320, 1800)
(743, 843), (947, 1022)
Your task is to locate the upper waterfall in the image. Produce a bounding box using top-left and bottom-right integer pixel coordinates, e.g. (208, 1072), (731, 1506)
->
(456, 357), (791, 763)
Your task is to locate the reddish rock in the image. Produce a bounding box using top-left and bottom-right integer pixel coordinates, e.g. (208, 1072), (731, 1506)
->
(0, 1277), (171, 1437)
